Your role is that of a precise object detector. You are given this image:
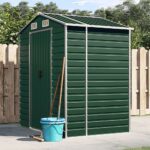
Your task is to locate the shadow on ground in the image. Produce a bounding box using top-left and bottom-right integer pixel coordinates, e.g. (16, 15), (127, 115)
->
(17, 137), (36, 142)
(0, 124), (40, 138)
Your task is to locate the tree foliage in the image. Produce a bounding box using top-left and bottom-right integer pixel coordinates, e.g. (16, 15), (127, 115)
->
(0, 0), (149, 48)
(94, 0), (150, 48)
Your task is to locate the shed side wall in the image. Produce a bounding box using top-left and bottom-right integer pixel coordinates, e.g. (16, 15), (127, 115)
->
(88, 28), (129, 134)
(52, 22), (65, 117)
(67, 26), (86, 137)
(20, 31), (29, 126)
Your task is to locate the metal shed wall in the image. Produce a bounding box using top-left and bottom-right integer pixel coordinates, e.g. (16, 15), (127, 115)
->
(87, 28), (129, 135)
(20, 16), (65, 127)
(20, 14), (130, 137)
(67, 26), (86, 136)
(66, 26), (129, 137)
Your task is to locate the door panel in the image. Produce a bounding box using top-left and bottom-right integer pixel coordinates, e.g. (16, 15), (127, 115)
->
(30, 29), (51, 129)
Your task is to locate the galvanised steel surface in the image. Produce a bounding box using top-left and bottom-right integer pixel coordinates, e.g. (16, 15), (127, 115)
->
(20, 15), (65, 128)
(30, 29), (51, 129)
(87, 28), (129, 135)
(19, 13), (130, 137)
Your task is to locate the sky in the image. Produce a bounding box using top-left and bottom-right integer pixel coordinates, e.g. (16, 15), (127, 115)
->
(0, 0), (140, 12)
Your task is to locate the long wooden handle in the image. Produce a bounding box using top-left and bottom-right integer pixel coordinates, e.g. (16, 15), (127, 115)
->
(49, 74), (61, 116)
(29, 135), (44, 142)
(58, 57), (65, 119)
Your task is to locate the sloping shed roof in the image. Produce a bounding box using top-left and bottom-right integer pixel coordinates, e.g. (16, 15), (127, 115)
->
(45, 13), (124, 27)
(45, 13), (83, 24)
(19, 13), (133, 34)
(67, 15), (124, 27)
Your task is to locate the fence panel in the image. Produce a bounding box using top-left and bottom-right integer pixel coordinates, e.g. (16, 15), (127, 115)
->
(131, 47), (150, 115)
(0, 44), (19, 123)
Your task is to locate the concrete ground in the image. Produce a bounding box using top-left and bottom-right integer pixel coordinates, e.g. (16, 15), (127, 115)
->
(0, 116), (150, 150)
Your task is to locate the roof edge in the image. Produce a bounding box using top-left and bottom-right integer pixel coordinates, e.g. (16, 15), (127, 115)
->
(19, 14), (39, 34)
(40, 13), (66, 25)
(19, 13), (133, 34)
(19, 13), (67, 34)
(67, 14), (126, 28)
(66, 23), (134, 30)
(44, 13), (86, 25)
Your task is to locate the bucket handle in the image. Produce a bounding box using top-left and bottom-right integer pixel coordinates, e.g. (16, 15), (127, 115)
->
(43, 124), (64, 135)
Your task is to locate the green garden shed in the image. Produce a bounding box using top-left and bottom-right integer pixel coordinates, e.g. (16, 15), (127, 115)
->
(19, 13), (132, 137)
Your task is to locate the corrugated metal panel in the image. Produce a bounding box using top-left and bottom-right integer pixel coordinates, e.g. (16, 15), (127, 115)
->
(20, 16), (65, 127)
(52, 23), (65, 117)
(67, 15), (124, 27)
(20, 14), (129, 137)
(30, 29), (51, 129)
(44, 14), (125, 27)
(88, 28), (129, 135)
(67, 26), (86, 137)
(20, 35), (29, 127)
(46, 14), (82, 24)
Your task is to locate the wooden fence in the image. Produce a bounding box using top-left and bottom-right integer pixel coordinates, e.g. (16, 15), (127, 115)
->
(0, 44), (19, 123)
(131, 47), (150, 115)
(0, 44), (149, 124)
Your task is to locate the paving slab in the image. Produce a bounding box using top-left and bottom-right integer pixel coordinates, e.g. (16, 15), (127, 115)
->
(0, 116), (150, 150)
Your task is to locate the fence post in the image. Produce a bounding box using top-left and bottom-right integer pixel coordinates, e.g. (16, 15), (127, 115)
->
(131, 49), (139, 115)
(8, 62), (15, 122)
(139, 47), (147, 115)
(148, 50), (150, 114)
(15, 47), (19, 121)
(0, 62), (4, 122)
(8, 44), (18, 64)
(0, 44), (7, 64)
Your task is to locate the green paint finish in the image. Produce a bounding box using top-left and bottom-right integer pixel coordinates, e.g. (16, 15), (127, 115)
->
(68, 115), (85, 122)
(88, 87), (128, 94)
(88, 100), (128, 107)
(68, 81), (85, 87)
(67, 129), (85, 137)
(88, 113), (129, 121)
(20, 14), (130, 137)
(30, 29), (51, 129)
(67, 27), (86, 136)
(68, 15), (124, 27)
(88, 33), (129, 42)
(88, 41), (128, 48)
(88, 81), (128, 87)
(88, 126), (129, 135)
(20, 15), (65, 128)
(88, 106), (128, 114)
(67, 95), (85, 102)
(87, 28), (129, 135)
(88, 61), (128, 67)
(88, 93), (128, 101)
(68, 108), (85, 116)
(68, 102), (85, 109)
(88, 54), (128, 61)
(68, 32), (85, 39)
(20, 37), (29, 127)
(88, 74), (128, 80)
(46, 14), (82, 24)
(88, 47), (128, 54)
(88, 119), (128, 128)
(51, 29), (65, 117)
(68, 122), (85, 130)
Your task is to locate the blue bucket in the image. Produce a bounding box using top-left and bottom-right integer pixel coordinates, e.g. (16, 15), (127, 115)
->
(40, 117), (65, 142)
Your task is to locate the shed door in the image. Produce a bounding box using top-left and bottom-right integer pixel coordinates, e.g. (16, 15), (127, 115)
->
(30, 29), (51, 129)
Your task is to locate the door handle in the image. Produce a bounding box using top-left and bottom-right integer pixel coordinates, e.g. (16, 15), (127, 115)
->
(38, 70), (43, 79)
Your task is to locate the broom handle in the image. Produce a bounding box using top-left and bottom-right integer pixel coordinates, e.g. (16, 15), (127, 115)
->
(58, 57), (65, 119)
(49, 74), (61, 116)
